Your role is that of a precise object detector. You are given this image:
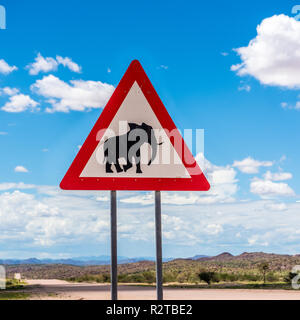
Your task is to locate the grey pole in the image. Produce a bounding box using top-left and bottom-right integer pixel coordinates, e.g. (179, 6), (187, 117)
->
(155, 191), (163, 300)
(110, 190), (118, 300)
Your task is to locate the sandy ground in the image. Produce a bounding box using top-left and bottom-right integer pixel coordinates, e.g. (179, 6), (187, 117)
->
(23, 279), (300, 300)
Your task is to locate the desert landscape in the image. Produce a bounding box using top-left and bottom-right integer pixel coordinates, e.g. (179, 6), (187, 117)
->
(1, 252), (300, 300)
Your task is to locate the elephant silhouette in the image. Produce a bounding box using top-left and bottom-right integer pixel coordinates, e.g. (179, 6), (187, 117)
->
(103, 122), (163, 174)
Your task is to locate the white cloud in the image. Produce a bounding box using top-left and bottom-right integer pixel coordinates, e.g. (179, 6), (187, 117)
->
(206, 224), (223, 235)
(1, 94), (39, 113)
(233, 157), (273, 174)
(14, 166), (29, 173)
(121, 194), (154, 205)
(238, 84), (251, 92)
(158, 65), (168, 70)
(121, 154), (238, 206)
(265, 202), (287, 211)
(0, 189), (113, 248)
(0, 182), (35, 191)
(247, 235), (267, 246)
(31, 75), (115, 112)
(96, 196), (109, 202)
(0, 87), (19, 96)
(210, 167), (236, 185)
(264, 170), (292, 181)
(1, 184), (300, 255)
(280, 155), (287, 163)
(0, 132), (7, 135)
(280, 100), (300, 110)
(194, 153), (238, 204)
(121, 192), (204, 206)
(26, 53), (81, 75)
(231, 14), (300, 88)
(221, 52), (229, 56)
(27, 53), (58, 75)
(0, 59), (17, 74)
(56, 56), (81, 73)
(250, 178), (295, 197)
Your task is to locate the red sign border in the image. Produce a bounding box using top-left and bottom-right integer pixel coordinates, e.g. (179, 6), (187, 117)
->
(60, 60), (210, 191)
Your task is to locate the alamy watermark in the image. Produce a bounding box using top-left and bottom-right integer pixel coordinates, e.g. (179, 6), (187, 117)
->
(292, 5), (300, 21)
(291, 265), (300, 290)
(0, 5), (6, 29)
(0, 265), (6, 290)
(93, 122), (205, 175)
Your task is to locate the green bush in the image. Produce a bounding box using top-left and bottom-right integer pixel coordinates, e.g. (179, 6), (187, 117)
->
(266, 272), (279, 282)
(163, 271), (177, 283)
(198, 271), (218, 285)
(142, 271), (156, 284)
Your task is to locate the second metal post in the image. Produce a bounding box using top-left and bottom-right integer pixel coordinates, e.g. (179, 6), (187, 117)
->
(155, 190), (163, 300)
(110, 190), (118, 300)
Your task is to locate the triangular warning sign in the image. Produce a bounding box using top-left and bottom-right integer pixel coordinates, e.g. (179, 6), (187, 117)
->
(60, 60), (210, 191)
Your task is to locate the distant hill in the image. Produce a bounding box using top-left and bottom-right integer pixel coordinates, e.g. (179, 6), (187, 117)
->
(5, 251), (300, 282)
(2, 251), (299, 270)
(196, 252), (233, 261)
(0, 256), (174, 266)
(189, 255), (210, 260)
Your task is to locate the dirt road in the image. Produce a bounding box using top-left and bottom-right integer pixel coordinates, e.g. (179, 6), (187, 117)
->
(24, 279), (300, 300)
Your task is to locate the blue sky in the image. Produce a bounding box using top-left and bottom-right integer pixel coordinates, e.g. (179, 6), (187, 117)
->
(1, 0), (300, 259)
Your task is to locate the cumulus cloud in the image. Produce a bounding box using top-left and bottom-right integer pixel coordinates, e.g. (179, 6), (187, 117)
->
(0, 182), (35, 191)
(265, 202), (287, 211)
(26, 53), (81, 75)
(27, 53), (58, 75)
(231, 14), (300, 88)
(1, 183), (300, 255)
(14, 166), (29, 173)
(264, 170), (292, 181)
(56, 56), (81, 73)
(250, 178), (295, 197)
(121, 193), (203, 206)
(233, 157), (273, 174)
(121, 193), (154, 205)
(0, 87), (19, 96)
(1, 94), (39, 113)
(96, 196), (109, 202)
(122, 154), (238, 206)
(0, 190), (108, 247)
(0, 59), (17, 74)
(31, 75), (115, 112)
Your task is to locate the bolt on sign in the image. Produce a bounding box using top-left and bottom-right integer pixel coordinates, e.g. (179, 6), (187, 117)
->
(60, 60), (209, 191)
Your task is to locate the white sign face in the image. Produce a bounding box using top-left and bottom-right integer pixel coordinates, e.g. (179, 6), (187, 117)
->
(80, 81), (190, 178)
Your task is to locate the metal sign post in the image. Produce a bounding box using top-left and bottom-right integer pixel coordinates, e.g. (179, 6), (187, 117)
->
(155, 191), (163, 300)
(110, 190), (118, 300)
